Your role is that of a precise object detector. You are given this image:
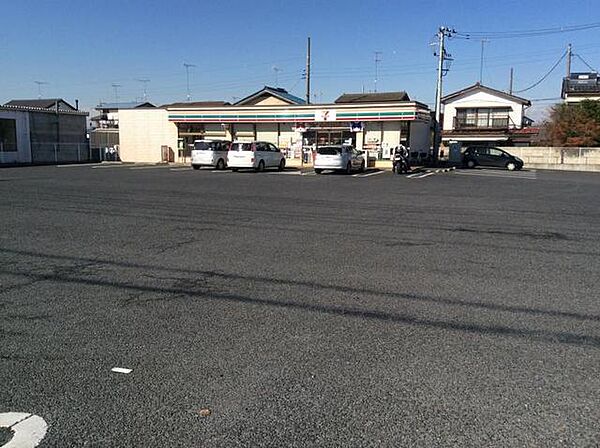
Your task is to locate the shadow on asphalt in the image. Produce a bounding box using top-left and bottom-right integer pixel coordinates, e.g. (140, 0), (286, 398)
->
(2, 247), (600, 348)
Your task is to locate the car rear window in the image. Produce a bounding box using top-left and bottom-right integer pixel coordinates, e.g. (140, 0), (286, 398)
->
(194, 141), (218, 151)
(231, 142), (253, 151)
(317, 147), (341, 155)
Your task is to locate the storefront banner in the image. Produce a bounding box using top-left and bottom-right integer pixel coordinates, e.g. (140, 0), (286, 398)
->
(350, 121), (363, 132)
(315, 110), (337, 122)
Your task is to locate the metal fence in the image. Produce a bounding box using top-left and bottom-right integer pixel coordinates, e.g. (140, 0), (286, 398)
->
(30, 142), (101, 164)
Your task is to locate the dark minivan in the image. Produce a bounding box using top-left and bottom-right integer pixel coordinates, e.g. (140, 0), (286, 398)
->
(462, 146), (524, 171)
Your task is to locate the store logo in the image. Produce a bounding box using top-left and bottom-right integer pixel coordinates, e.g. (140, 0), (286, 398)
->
(315, 110), (337, 122)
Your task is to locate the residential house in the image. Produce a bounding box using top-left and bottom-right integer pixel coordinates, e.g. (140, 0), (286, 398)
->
(441, 83), (534, 148)
(561, 72), (600, 103)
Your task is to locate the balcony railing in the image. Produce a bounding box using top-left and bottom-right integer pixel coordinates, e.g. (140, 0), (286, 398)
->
(453, 117), (510, 130)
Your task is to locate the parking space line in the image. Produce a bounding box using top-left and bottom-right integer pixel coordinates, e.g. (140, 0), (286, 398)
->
(111, 367), (133, 374)
(91, 164), (129, 169)
(170, 167), (192, 171)
(353, 170), (385, 178)
(454, 170), (536, 180)
(406, 172), (424, 178)
(56, 163), (103, 168)
(129, 165), (170, 170)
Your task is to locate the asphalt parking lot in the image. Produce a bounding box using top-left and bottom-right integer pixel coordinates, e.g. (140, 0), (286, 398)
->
(1, 164), (599, 447)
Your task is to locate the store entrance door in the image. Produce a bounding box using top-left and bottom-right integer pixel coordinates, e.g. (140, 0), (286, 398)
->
(303, 130), (355, 147)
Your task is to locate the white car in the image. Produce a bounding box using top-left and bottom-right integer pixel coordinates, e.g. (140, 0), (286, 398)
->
(314, 145), (365, 174)
(191, 139), (231, 170)
(227, 141), (286, 172)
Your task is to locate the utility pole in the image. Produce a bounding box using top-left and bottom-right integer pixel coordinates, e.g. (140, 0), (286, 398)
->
(111, 83), (121, 106)
(135, 78), (150, 101)
(566, 43), (572, 77)
(374, 51), (382, 92)
(184, 63), (196, 101)
(306, 37), (311, 104)
(479, 39), (489, 84)
(433, 26), (455, 165)
(509, 67), (514, 95)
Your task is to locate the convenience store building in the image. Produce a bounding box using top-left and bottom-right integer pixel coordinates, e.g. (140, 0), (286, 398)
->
(118, 87), (431, 163)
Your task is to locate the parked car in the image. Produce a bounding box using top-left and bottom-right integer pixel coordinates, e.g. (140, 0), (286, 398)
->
(227, 141), (286, 172)
(462, 146), (524, 171)
(191, 139), (231, 170)
(314, 145), (365, 174)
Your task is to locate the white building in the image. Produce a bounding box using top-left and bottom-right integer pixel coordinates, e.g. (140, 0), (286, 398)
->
(441, 83), (533, 147)
(118, 86), (432, 163)
(0, 99), (88, 165)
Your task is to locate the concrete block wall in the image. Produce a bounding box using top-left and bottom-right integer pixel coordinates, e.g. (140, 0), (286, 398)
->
(499, 146), (600, 171)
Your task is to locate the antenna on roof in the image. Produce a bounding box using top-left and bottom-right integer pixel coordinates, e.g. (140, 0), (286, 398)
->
(135, 78), (150, 101)
(374, 51), (382, 92)
(34, 80), (49, 99)
(111, 83), (122, 106)
(272, 66), (283, 87)
(183, 63), (196, 101)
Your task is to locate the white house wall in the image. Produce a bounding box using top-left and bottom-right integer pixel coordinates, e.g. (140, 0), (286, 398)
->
(443, 91), (525, 130)
(119, 109), (178, 163)
(0, 110), (31, 164)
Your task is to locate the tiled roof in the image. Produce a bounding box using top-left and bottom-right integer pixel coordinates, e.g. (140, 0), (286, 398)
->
(334, 92), (410, 103)
(442, 83), (531, 105)
(96, 101), (155, 110)
(5, 98), (76, 110)
(162, 101), (230, 108)
(234, 86), (306, 105)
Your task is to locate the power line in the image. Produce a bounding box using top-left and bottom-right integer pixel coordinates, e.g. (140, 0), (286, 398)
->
(574, 53), (599, 72)
(458, 21), (600, 40)
(513, 50), (567, 93)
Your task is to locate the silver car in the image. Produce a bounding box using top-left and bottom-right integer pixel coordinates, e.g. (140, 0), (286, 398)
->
(314, 145), (365, 174)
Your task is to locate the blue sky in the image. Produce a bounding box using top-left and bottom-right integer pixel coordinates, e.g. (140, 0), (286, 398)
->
(1, 0), (599, 120)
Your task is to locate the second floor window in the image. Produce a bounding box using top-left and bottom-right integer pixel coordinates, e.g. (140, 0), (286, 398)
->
(455, 108), (511, 128)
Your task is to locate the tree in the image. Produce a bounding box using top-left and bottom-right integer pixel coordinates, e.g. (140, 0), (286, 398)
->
(544, 100), (600, 147)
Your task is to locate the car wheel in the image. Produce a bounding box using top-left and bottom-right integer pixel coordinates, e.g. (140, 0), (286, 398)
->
(278, 159), (285, 171)
(346, 162), (352, 174)
(360, 160), (365, 173)
(467, 159), (476, 169)
(192, 165), (200, 170)
(506, 162), (516, 171)
(256, 160), (265, 172)
(231, 168), (238, 172)
(315, 168), (322, 174)
(216, 159), (225, 170)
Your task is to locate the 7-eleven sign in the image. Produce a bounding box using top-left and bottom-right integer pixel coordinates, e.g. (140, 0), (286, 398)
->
(315, 109), (337, 122)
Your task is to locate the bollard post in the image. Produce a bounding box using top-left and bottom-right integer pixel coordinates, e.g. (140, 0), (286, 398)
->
(77, 144), (81, 162)
(54, 144), (58, 163)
